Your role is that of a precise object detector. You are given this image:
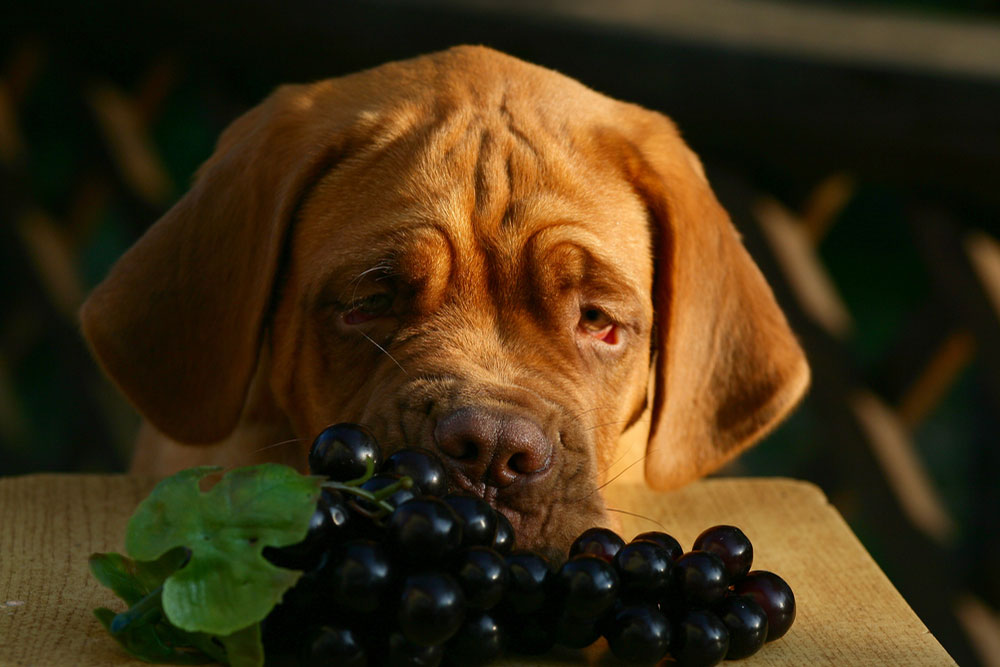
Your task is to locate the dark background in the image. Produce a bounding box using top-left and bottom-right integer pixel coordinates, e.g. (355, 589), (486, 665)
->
(2, 0), (999, 664)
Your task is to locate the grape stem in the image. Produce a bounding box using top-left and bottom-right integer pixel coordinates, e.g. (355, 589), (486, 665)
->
(341, 457), (377, 486)
(321, 464), (415, 517)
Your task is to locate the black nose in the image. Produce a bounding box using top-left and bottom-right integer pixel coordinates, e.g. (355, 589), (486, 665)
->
(434, 407), (553, 487)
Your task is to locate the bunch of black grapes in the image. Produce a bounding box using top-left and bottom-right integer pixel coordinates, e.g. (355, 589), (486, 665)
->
(261, 424), (796, 666)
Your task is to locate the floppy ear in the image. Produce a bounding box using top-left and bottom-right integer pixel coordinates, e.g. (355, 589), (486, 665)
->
(79, 81), (363, 443)
(617, 111), (810, 490)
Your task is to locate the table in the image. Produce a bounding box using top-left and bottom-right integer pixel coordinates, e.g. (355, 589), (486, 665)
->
(0, 474), (954, 665)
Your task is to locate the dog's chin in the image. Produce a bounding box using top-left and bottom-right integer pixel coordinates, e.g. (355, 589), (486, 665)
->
(499, 502), (614, 561)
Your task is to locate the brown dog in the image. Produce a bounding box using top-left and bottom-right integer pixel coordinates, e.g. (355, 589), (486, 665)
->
(80, 46), (808, 551)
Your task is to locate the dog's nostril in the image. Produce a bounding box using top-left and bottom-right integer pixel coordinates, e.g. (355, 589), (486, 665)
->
(507, 451), (543, 475)
(458, 440), (480, 461)
(434, 407), (552, 487)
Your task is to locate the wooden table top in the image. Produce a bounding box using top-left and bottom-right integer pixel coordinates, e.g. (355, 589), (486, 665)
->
(0, 474), (955, 665)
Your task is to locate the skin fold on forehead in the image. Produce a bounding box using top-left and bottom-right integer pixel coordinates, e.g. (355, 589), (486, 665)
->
(276, 111), (656, 425)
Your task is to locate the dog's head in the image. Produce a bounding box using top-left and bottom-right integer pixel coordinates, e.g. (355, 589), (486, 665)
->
(80, 46), (808, 551)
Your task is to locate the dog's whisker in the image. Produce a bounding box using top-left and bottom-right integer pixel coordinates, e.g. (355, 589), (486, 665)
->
(605, 507), (665, 531)
(584, 419), (631, 433)
(250, 438), (303, 454)
(359, 329), (410, 376)
(353, 259), (393, 281)
(356, 262), (392, 280)
(595, 455), (647, 492)
(567, 405), (620, 420)
(561, 453), (647, 506)
(345, 261), (395, 303)
(598, 446), (636, 476)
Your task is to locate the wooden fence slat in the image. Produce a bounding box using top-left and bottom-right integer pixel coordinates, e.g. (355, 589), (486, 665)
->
(16, 210), (85, 321)
(0, 81), (23, 165)
(953, 595), (1000, 667)
(87, 82), (172, 206)
(850, 390), (956, 543)
(965, 231), (1000, 320)
(895, 329), (976, 429)
(753, 195), (853, 338)
(800, 171), (856, 244)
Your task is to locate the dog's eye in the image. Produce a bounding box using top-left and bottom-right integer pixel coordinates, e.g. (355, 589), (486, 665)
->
(580, 307), (617, 344)
(343, 294), (392, 325)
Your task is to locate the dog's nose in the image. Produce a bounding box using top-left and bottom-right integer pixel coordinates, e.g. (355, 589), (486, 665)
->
(434, 407), (552, 487)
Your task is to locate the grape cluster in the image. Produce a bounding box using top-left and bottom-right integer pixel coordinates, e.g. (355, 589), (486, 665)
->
(261, 424), (795, 666)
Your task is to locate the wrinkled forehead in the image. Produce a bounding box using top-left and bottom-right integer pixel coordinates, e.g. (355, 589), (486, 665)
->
(293, 102), (652, 283)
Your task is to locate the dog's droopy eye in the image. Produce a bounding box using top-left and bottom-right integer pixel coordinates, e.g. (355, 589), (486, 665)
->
(343, 294), (393, 325)
(580, 307), (617, 344)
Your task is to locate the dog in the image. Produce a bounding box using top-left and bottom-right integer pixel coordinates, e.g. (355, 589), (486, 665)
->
(79, 46), (809, 552)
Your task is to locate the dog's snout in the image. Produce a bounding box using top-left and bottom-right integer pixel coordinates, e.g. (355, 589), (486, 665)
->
(434, 407), (552, 487)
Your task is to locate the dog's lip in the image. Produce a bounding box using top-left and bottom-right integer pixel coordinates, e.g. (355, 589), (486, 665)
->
(446, 472), (553, 533)
(444, 467), (548, 510)
(442, 464), (607, 556)
(446, 473), (503, 504)
(485, 500), (570, 560)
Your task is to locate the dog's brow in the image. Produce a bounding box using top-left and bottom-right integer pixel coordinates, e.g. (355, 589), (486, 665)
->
(530, 233), (644, 292)
(314, 221), (456, 303)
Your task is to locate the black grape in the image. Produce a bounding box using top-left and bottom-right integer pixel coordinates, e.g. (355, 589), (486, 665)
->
(604, 604), (672, 665)
(731, 570), (796, 641)
(323, 539), (393, 613)
(692, 525), (753, 581)
(382, 448), (449, 496)
(633, 531), (683, 562)
(386, 497), (463, 568)
(445, 610), (505, 665)
(360, 473), (418, 510)
(568, 527), (625, 562)
(674, 551), (729, 608)
(553, 554), (620, 620)
(501, 550), (552, 614)
(298, 624), (367, 667)
(671, 609), (729, 667)
(308, 423), (381, 481)
(398, 572), (466, 647)
(451, 546), (507, 610)
(613, 539), (674, 603)
(444, 495), (498, 547)
(715, 595), (768, 659)
(491, 511), (515, 554)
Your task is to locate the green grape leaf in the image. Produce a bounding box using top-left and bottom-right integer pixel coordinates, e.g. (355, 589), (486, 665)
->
(218, 624), (264, 667)
(93, 607), (214, 664)
(90, 549), (226, 663)
(89, 548), (189, 606)
(124, 464), (323, 636)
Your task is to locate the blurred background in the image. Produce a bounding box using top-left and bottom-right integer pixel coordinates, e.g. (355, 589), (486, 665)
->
(2, 0), (999, 663)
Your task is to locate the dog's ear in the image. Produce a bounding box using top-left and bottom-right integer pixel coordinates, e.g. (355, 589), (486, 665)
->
(80, 81), (364, 443)
(615, 110), (809, 490)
